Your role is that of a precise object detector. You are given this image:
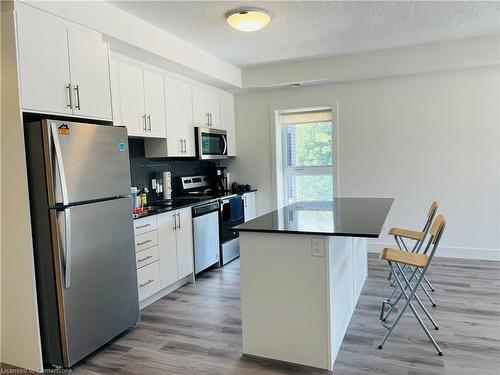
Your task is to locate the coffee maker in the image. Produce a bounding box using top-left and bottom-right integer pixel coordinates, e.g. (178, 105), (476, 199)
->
(212, 166), (227, 196)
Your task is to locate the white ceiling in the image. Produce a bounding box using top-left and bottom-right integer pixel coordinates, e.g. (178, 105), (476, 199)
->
(109, 1), (500, 68)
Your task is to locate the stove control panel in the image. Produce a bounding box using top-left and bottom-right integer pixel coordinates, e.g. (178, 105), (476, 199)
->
(179, 175), (210, 192)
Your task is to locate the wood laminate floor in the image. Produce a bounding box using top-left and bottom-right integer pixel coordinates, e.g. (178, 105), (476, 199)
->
(73, 254), (500, 375)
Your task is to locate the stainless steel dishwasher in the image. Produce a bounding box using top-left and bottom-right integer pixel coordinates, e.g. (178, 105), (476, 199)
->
(192, 201), (221, 274)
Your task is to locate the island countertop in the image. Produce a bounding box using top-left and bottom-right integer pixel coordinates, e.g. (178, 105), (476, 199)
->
(233, 197), (393, 238)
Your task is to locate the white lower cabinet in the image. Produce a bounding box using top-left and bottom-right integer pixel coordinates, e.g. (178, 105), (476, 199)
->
(157, 207), (194, 287)
(136, 245), (159, 269)
(175, 207), (194, 279)
(137, 261), (161, 302)
(157, 211), (178, 288)
(243, 192), (257, 222)
(134, 210), (194, 307)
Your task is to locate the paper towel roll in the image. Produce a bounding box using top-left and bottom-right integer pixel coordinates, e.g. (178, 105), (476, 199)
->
(162, 171), (172, 200)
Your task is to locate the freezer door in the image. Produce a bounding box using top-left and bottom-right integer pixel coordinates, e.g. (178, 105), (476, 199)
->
(55, 197), (138, 367)
(46, 120), (131, 205)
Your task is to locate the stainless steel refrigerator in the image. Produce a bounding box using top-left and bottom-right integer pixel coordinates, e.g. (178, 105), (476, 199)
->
(24, 119), (139, 368)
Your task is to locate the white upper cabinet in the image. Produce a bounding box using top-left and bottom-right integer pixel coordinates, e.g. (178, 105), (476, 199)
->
(111, 54), (235, 152)
(165, 76), (195, 156)
(143, 69), (166, 138)
(114, 58), (166, 138)
(192, 85), (210, 128)
(16, 4), (71, 115)
(109, 59), (121, 125)
(117, 61), (145, 136)
(67, 28), (112, 120)
(220, 92), (237, 156)
(192, 85), (220, 128)
(16, 4), (112, 120)
(207, 90), (220, 128)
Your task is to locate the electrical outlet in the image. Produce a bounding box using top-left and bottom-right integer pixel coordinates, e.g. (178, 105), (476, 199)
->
(311, 237), (324, 257)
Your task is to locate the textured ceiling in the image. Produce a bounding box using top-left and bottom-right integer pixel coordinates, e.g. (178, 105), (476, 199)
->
(109, 1), (500, 68)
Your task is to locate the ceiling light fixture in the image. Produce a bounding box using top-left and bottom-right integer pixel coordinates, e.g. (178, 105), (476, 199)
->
(226, 8), (271, 32)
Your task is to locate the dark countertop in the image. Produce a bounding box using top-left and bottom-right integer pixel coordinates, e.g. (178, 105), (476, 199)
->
(232, 198), (393, 238)
(133, 189), (258, 220)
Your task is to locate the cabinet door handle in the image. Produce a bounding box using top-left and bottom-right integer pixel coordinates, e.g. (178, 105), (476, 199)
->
(139, 279), (154, 288)
(209, 113), (213, 127)
(66, 83), (73, 109)
(206, 113), (210, 126)
(138, 255), (153, 263)
(172, 213), (177, 230)
(74, 84), (81, 110)
(177, 213), (181, 230)
(183, 139), (187, 153)
(142, 114), (147, 131)
(147, 114), (152, 132)
(137, 239), (152, 246)
(136, 223), (151, 230)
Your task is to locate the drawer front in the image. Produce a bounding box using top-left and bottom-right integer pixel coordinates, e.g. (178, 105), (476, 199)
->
(137, 261), (161, 302)
(136, 246), (159, 269)
(134, 216), (157, 236)
(135, 230), (158, 252)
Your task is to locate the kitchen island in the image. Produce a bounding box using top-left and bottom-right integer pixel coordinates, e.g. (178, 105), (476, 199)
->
(233, 198), (393, 370)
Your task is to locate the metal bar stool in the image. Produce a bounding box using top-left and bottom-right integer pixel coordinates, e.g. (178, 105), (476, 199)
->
(387, 201), (438, 299)
(378, 214), (446, 355)
(389, 201), (438, 254)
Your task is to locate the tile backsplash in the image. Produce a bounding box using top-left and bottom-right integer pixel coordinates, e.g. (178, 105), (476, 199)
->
(129, 138), (229, 200)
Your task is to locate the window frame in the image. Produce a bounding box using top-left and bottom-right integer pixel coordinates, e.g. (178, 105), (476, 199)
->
(279, 109), (335, 205)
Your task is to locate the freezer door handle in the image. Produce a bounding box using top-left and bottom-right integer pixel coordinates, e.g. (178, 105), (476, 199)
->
(64, 208), (72, 288)
(51, 123), (70, 205)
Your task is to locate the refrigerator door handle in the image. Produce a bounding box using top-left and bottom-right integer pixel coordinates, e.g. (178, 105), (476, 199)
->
(64, 208), (72, 288)
(51, 123), (70, 206)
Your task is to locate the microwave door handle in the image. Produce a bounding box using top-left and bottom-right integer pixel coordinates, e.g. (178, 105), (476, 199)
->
(221, 134), (227, 155)
(51, 123), (69, 205)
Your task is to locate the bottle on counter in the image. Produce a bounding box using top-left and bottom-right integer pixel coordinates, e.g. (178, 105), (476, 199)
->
(139, 187), (149, 208)
(131, 187), (138, 212)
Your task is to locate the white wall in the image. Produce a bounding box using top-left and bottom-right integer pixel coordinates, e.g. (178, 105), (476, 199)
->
(1, 2), (43, 369)
(231, 67), (500, 260)
(242, 35), (500, 89)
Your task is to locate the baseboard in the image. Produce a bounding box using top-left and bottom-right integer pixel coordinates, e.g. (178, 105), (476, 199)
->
(368, 242), (500, 261)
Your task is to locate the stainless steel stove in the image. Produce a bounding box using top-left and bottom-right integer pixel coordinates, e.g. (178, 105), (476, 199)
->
(178, 175), (243, 271)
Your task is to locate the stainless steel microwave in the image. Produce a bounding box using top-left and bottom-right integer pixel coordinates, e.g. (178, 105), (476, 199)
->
(196, 127), (228, 160)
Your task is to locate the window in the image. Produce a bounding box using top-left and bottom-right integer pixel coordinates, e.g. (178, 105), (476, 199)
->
(280, 109), (334, 204)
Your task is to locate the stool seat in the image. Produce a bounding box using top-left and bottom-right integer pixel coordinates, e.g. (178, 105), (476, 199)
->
(380, 247), (428, 268)
(388, 227), (425, 241)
